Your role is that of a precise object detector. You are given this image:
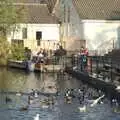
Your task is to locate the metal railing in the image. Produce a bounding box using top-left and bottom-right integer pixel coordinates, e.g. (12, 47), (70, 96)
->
(64, 54), (120, 83)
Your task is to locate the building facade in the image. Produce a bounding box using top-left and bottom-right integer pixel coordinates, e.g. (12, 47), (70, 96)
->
(8, 1), (60, 51)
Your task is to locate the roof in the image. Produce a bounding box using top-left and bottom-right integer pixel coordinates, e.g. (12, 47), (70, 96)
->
(13, 0), (46, 3)
(12, 0), (58, 24)
(14, 4), (59, 24)
(13, 0), (57, 13)
(73, 0), (120, 20)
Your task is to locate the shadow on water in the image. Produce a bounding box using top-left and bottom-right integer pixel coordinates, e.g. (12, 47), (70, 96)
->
(0, 67), (120, 120)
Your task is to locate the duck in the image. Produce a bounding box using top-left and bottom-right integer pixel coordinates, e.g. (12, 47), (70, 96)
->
(19, 105), (29, 111)
(34, 114), (40, 120)
(78, 105), (87, 112)
(16, 91), (22, 96)
(49, 96), (56, 105)
(90, 95), (105, 107)
(116, 86), (120, 90)
(64, 95), (72, 104)
(28, 95), (34, 105)
(31, 89), (39, 98)
(34, 90), (39, 98)
(113, 106), (120, 113)
(40, 99), (50, 109)
(5, 96), (12, 103)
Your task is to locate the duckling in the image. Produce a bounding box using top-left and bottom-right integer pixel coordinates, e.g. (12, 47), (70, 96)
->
(19, 105), (29, 111)
(5, 96), (12, 103)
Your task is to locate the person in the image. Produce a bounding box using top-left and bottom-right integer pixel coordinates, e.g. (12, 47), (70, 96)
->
(24, 47), (32, 60)
(79, 47), (88, 72)
(36, 48), (44, 63)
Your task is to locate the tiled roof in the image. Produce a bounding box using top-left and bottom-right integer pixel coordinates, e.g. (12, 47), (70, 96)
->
(73, 0), (120, 20)
(13, 0), (57, 13)
(13, 0), (46, 4)
(12, 0), (58, 23)
(20, 4), (58, 23)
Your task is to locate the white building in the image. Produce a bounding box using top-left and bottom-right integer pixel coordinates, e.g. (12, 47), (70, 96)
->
(54, 0), (120, 54)
(8, 0), (60, 51)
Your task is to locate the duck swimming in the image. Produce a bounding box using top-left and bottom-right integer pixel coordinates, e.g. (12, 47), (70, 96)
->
(90, 95), (105, 107)
(34, 114), (40, 120)
(28, 95), (34, 105)
(30, 89), (39, 98)
(19, 105), (29, 111)
(16, 91), (22, 96)
(78, 105), (87, 112)
(40, 99), (50, 109)
(5, 96), (12, 103)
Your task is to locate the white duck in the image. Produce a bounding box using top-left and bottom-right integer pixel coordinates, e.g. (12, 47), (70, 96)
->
(78, 105), (87, 112)
(116, 86), (120, 90)
(34, 114), (40, 120)
(16, 92), (22, 96)
(90, 95), (105, 107)
(34, 91), (38, 98)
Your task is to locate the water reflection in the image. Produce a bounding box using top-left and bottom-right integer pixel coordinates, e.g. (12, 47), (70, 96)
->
(0, 68), (27, 92)
(0, 68), (58, 93)
(0, 68), (82, 93)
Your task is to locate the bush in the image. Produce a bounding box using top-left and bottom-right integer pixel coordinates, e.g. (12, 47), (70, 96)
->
(0, 36), (10, 65)
(10, 43), (25, 61)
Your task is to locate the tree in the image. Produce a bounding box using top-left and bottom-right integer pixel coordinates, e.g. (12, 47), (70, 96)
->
(0, 0), (25, 36)
(0, 0), (25, 65)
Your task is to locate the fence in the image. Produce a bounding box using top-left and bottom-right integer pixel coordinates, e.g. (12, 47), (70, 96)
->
(65, 54), (120, 83)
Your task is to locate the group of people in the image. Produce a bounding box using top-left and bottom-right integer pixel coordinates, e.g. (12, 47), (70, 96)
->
(24, 47), (53, 64)
(24, 45), (67, 65)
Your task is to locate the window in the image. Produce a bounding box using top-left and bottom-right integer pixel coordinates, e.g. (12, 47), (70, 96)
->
(22, 28), (27, 39)
(36, 31), (42, 46)
(11, 39), (24, 47)
(36, 31), (42, 40)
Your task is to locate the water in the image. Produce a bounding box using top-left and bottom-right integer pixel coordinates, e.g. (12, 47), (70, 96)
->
(0, 68), (120, 120)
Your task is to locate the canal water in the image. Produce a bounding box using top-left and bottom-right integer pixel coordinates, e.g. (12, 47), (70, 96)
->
(0, 68), (120, 120)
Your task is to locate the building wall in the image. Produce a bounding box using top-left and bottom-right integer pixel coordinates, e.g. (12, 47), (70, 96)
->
(7, 24), (60, 50)
(57, 0), (84, 51)
(83, 20), (120, 55)
(57, 0), (120, 53)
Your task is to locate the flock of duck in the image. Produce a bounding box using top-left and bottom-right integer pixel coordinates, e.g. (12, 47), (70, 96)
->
(4, 85), (119, 111)
(5, 89), (56, 111)
(2, 84), (120, 120)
